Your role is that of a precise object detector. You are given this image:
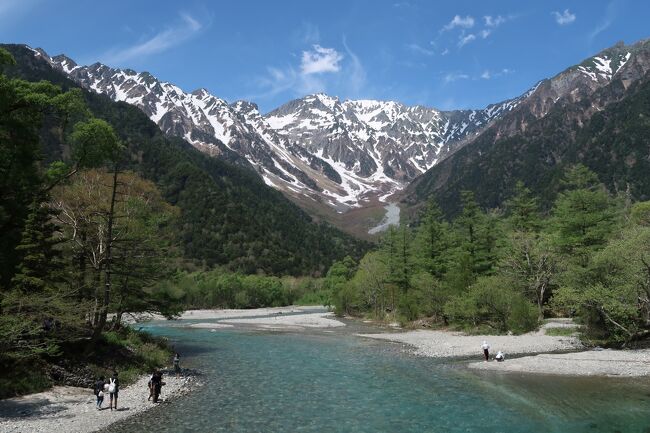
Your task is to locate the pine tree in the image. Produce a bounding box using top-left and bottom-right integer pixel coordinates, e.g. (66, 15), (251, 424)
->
(11, 194), (62, 293)
(551, 165), (615, 267)
(414, 197), (447, 278)
(506, 181), (541, 232)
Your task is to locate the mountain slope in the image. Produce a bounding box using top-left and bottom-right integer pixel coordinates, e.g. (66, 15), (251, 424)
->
(3, 44), (369, 275)
(39, 51), (531, 212)
(402, 39), (650, 217)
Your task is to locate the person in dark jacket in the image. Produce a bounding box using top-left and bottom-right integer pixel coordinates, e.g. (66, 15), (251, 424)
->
(150, 370), (165, 403)
(94, 376), (105, 409)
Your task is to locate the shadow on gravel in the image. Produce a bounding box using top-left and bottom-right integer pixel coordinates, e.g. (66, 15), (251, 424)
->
(0, 398), (67, 418)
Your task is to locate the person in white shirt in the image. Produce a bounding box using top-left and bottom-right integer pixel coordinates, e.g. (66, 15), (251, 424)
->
(481, 341), (490, 361)
(495, 351), (505, 362)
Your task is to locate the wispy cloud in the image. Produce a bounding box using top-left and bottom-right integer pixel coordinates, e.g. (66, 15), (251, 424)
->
(458, 33), (476, 48)
(342, 37), (366, 96)
(300, 45), (343, 75)
(484, 15), (507, 28)
(436, 12), (514, 52)
(552, 9), (576, 25)
(589, 2), (616, 42)
(99, 12), (204, 65)
(441, 15), (475, 32)
(405, 43), (434, 56)
(480, 68), (514, 79)
(444, 72), (470, 83)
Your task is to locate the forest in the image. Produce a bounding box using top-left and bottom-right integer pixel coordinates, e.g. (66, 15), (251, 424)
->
(324, 167), (650, 344)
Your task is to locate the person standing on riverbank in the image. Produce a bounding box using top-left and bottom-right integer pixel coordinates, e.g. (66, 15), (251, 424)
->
(94, 376), (105, 409)
(173, 352), (181, 376)
(108, 372), (119, 410)
(151, 370), (164, 403)
(481, 341), (490, 361)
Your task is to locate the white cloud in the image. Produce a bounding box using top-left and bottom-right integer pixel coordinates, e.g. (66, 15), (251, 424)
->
(444, 72), (469, 83)
(252, 40), (364, 101)
(552, 9), (576, 25)
(441, 48), (449, 56)
(405, 43), (434, 56)
(484, 15), (507, 27)
(479, 29), (491, 39)
(458, 33), (476, 48)
(300, 45), (343, 75)
(480, 68), (514, 80)
(100, 13), (203, 65)
(442, 15), (475, 32)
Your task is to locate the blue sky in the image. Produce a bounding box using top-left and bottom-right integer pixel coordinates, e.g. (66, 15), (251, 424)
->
(1, 0), (648, 112)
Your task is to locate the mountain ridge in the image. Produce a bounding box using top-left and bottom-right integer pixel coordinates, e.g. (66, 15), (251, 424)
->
(33, 47), (533, 212)
(402, 38), (650, 218)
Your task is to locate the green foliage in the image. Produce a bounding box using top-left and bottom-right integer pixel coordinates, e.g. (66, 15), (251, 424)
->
(0, 362), (50, 399)
(631, 201), (650, 226)
(157, 270), (332, 310)
(553, 226), (650, 343)
(444, 276), (538, 333)
(550, 165), (616, 263)
(69, 118), (122, 167)
(506, 181), (541, 232)
(332, 165), (650, 340)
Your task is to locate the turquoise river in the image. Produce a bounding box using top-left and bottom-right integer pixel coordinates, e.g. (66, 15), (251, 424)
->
(109, 313), (650, 433)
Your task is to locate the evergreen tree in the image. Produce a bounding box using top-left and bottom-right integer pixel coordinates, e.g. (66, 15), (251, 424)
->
(551, 165), (615, 267)
(414, 197), (448, 278)
(506, 181), (541, 232)
(455, 191), (497, 275)
(10, 194), (62, 293)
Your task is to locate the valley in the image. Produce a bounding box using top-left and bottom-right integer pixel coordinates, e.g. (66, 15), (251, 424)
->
(3, 4), (650, 432)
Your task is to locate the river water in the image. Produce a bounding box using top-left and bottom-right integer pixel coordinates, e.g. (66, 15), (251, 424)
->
(112, 316), (650, 433)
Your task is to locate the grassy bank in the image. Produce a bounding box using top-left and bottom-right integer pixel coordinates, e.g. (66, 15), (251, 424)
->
(0, 327), (172, 399)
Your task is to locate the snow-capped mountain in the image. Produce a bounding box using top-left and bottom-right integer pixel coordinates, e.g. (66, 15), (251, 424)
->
(30, 40), (640, 211)
(31, 48), (531, 210)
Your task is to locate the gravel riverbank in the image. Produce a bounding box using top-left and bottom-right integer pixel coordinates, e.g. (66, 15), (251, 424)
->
(358, 326), (582, 359)
(0, 372), (200, 433)
(469, 349), (650, 377)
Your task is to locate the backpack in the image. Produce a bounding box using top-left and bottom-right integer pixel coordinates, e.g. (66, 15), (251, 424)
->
(108, 378), (116, 393)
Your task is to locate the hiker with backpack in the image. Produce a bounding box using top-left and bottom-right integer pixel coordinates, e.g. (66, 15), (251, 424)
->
(94, 376), (105, 409)
(108, 372), (120, 410)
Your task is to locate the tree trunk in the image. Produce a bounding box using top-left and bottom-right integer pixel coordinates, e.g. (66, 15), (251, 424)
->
(92, 165), (119, 340)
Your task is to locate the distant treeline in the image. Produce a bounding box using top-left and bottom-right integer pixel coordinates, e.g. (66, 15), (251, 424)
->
(157, 271), (331, 309)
